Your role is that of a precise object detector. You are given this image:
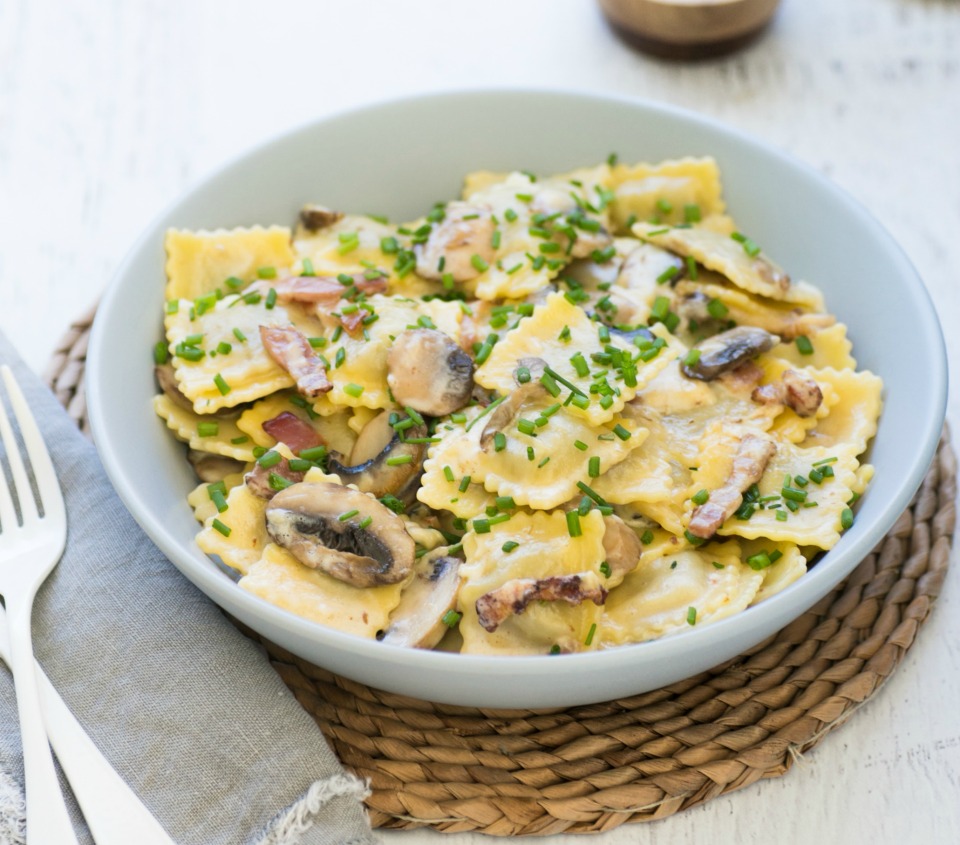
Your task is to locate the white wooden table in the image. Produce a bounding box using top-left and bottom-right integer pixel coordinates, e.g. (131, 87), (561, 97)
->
(1, 1), (957, 843)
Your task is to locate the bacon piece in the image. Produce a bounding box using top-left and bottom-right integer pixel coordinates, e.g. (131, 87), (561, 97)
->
(687, 434), (777, 539)
(751, 369), (823, 417)
(475, 572), (607, 633)
(244, 459), (305, 500)
(273, 273), (388, 305)
(262, 411), (322, 454)
(339, 310), (365, 335)
(260, 325), (333, 398)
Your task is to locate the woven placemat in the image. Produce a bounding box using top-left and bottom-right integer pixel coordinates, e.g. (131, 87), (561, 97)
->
(48, 309), (956, 836)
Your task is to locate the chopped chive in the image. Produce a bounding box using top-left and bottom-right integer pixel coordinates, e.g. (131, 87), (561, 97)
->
(257, 450), (282, 469)
(576, 481), (607, 506)
(776, 510), (788, 522)
(686, 607), (697, 626)
(684, 530), (707, 546)
(470, 254), (489, 272)
(599, 560), (612, 578)
(153, 341), (168, 365)
(443, 465), (455, 482)
(566, 511), (582, 538)
(527, 446), (535, 461)
(458, 475), (472, 493)
(343, 383), (364, 398)
(216, 341), (232, 355)
(543, 366), (587, 398)
(358, 515), (373, 530)
(256, 266), (277, 279)
(706, 298), (729, 319)
(746, 551), (772, 570)
(212, 518), (231, 537)
(386, 454), (413, 467)
(812, 456), (838, 466)
(685, 255), (699, 280)
(264, 288), (277, 309)
(197, 421), (219, 438)
(841, 508), (854, 530)
(683, 349), (702, 368)
(650, 296), (670, 322)
(612, 424), (631, 441)
(166, 300), (180, 314)
(570, 352), (589, 377)
(683, 204), (701, 223)
(450, 412), (467, 424)
(588, 456), (601, 478)
(334, 348), (346, 369)
(574, 440), (588, 452)
(268, 473), (294, 491)
(209, 489), (228, 513)
(655, 198), (673, 214)
(224, 276), (243, 290)
(338, 509), (360, 522)
(538, 456), (551, 468)
(516, 366), (531, 384)
(641, 529), (654, 544)
(540, 372), (561, 397)
(495, 496), (516, 510)
(213, 373), (231, 395)
(795, 335), (815, 356)
(692, 489), (709, 506)
(502, 540), (519, 553)
(230, 435), (249, 445)
(301, 257), (315, 276)
(441, 609), (462, 628)
(585, 622), (597, 646)
(712, 561), (725, 569)
(656, 265), (679, 285)
(517, 418), (537, 436)
(287, 459), (312, 472)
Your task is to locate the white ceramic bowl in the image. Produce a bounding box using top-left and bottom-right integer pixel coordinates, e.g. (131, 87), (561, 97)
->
(87, 90), (947, 708)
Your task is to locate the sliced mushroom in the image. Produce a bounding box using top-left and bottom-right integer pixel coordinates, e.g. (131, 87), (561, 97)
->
(752, 369), (823, 417)
(609, 325), (655, 345)
(513, 356), (547, 384)
(265, 482), (414, 587)
(602, 514), (643, 580)
(687, 434), (777, 539)
(260, 325), (333, 398)
(386, 328), (474, 417)
(379, 552), (462, 648)
(415, 203), (496, 282)
(475, 571), (607, 633)
(298, 204), (344, 232)
(618, 242), (686, 290)
(187, 450), (245, 483)
(326, 410), (426, 502)
(479, 383), (549, 450)
(681, 326), (780, 381)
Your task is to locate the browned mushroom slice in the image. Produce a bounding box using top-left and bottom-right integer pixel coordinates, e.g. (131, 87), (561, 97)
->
(687, 434), (777, 539)
(265, 482), (414, 587)
(618, 242), (686, 290)
(602, 514), (642, 580)
(386, 329), (474, 417)
(752, 369), (823, 417)
(415, 203), (496, 282)
(475, 572), (607, 633)
(478, 382), (549, 450)
(298, 204), (344, 232)
(260, 325), (333, 398)
(272, 273), (387, 306)
(681, 326), (780, 381)
(379, 553), (462, 648)
(187, 450), (245, 483)
(327, 410), (426, 502)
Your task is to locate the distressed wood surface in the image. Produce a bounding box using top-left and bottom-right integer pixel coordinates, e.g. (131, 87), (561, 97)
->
(0, 1), (957, 843)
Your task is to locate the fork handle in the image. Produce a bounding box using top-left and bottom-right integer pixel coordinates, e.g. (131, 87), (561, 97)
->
(34, 661), (177, 845)
(5, 604), (81, 844)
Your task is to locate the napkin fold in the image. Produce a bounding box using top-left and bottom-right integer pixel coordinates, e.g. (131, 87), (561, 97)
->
(0, 331), (379, 844)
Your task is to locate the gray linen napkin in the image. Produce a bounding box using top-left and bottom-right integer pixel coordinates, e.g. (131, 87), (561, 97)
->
(0, 331), (379, 845)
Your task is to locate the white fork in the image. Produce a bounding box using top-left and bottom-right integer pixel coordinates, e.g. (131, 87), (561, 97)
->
(0, 366), (77, 842)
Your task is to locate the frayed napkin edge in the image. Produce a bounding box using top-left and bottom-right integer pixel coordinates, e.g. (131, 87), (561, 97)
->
(255, 772), (378, 845)
(0, 766), (25, 845)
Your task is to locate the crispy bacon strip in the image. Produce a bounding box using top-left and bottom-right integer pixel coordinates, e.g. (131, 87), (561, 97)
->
(244, 458), (305, 500)
(752, 369), (823, 417)
(262, 411), (322, 454)
(260, 325), (332, 398)
(475, 572), (607, 633)
(688, 434), (777, 539)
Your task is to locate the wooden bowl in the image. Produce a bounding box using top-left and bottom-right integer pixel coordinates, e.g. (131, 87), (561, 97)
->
(598, 0), (782, 59)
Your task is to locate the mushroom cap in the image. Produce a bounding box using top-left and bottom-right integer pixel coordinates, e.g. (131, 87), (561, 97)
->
(265, 482), (415, 587)
(414, 203), (495, 282)
(327, 410), (427, 502)
(386, 328), (475, 417)
(682, 326), (780, 381)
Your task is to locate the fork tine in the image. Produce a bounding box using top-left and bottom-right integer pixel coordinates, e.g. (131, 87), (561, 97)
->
(0, 366), (62, 524)
(0, 397), (18, 531)
(0, 370), (38, 525)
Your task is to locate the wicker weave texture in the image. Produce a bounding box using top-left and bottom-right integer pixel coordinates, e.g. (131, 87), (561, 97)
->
(48, 312), (956, 836)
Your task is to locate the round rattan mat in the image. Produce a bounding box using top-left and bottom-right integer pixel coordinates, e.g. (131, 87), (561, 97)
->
(50, 308), (956, 836)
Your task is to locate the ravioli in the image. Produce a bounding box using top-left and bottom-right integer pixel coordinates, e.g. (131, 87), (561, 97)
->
(156, 155), (882, 654)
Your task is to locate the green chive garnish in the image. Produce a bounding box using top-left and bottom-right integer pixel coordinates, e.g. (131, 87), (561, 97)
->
(692, 489), (709, 505)
(841, 508), (854, 530)
(566, 511), (582, 538)
(338, 509), (360, 521)
(257, 266), (277, 279)
(386, 455), (413, 466)
(588, 456), (600, 478)
(257, 450), (282, 469)
(686, 607), (697, 626)
(493, 432), (507, 452)
(502, 540), (519, 553)
(212, 519), (231, 537)
(441, 609), (462, 627)
(641, 530), (654, 544)
(796, 335), (814, 355)
(197, 421), (219, 438)
(213, 374), (231, 395)
(706, 298), (728, 319)
(343, 383), (364, 398)
(612, 424), (631, 441)
(470, 254), (489, 272)
(153, 342), (168, 365)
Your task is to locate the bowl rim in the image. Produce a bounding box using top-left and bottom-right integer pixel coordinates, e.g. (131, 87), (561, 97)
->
(87, 87), (948, 684)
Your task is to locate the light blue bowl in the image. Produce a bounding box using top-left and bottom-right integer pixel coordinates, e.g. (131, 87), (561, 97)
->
(87, 90), (947, 708)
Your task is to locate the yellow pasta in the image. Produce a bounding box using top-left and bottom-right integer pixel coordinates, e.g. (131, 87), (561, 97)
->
(155, 155), (882, 654)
